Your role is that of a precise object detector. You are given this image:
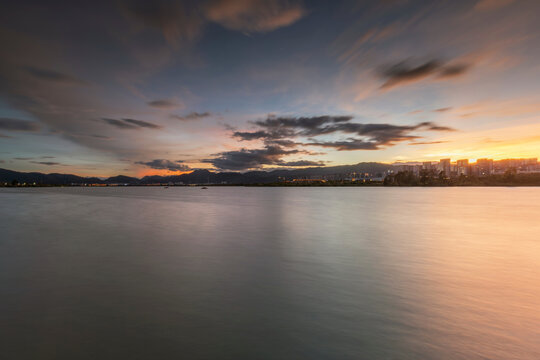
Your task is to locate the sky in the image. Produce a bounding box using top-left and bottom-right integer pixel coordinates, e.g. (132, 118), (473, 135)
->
(1, 0), (539, 177)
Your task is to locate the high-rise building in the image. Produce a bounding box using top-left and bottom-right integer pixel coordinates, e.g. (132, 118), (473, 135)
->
(477, 158), (494, 176)
(456, 159), (469, 176)
(422, 161), (433, 170)
(439, 158), (451, 176)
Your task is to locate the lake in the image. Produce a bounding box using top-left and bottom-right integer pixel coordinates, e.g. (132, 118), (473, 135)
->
(1, 187), (539, 359)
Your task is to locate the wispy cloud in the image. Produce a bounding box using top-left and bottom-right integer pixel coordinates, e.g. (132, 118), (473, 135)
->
(101, 118), (162, 130)
(0, 118), (40, 132)
(135, 159), (190, 172)
(204, 0), (305, 33)
(434, 107), (452, 112)
(30, 161), (62, 166)
(147, 99), (181, 109)
(171, 112), (212, 121)
(378, 59), (472, 90)
(122, 0), (305, 46)
(123, 118), (162, 129)
(24, 66), (87, 85)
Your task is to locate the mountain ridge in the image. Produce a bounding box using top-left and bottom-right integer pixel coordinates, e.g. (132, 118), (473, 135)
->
(0, 163), (392, 185)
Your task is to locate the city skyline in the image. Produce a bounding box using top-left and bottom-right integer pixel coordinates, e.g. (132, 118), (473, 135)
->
(1, 0), (540, 177)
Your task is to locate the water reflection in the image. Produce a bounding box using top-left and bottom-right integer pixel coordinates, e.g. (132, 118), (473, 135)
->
(1, 187), (539, 359)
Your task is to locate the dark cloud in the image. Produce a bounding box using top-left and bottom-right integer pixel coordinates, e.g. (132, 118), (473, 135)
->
(232, 115), (455, 151)
(379, 60), (442, 89)
(408, 140), (449, 145)
(304, 121), (454, 150)
(203, 145), (302, 170)
(254, 115), (353, 131)
(41, 156), (55, 159)
(0, 118), (41, 132)
(123, 118), (162, 129)
(0, 133), (13, 138)
(233, 128), (296, 141)
(101, 118), (161, 130)
(306, 139), (380, 151)
(279, 160), (325, 167)
(437, 63), (471, 79)
(147, 99), (181, 109)
(30, 161), (61, 166)
(135, 159), (190, 171)
(308, 122), (455, 149)
(24, 66), (87, 85)
(265, 139), (300, 147)
(421, 122), (454, 131)
(434, 107), (452, 112)
(233, 115), (353, 141)
(379, 59), (472, 89)
(102, 118), (138, 129)
(171, 112), (211, 121)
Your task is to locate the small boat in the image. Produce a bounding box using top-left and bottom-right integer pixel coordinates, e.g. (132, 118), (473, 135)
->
(201, 186), (208, 189)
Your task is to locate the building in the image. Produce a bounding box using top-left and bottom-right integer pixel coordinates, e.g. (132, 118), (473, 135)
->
(476, 158), (494, 176)
(439, 159), (451, 177)
(456, 159), (469, 176)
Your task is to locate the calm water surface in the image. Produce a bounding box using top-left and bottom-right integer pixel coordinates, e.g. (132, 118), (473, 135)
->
(1, 187), (539, 359)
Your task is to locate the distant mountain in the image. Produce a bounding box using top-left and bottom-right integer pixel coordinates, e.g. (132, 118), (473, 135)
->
(0, 168), (103, 185)
(0, 162), (393, 185)
(104, 175), (140, 184)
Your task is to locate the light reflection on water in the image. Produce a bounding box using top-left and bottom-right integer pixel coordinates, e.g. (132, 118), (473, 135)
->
(1, 187), (539, 359)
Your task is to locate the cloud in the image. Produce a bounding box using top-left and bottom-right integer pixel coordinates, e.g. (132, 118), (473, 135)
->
(233, 115), (354, 142)
(378, 59), (472, 89)
(90, 134), (111, 139)
(437, 63), (471, 79)
(101, 118), (161, 129)
(0, 118), (41, 132)
(30, 161), (62, 166)
(171, 112), (211, 121)
(203, 145), (302, 170)
(303, 122), (454, 150)
(123, 118), (162, 129)
(232, 115), (455, 151)
(14, 157), (33, 160)
(305, 139), (380, 151)
(122, 0), (204, 44)
(102, 118), (138, 129)
(279, 160), (325, 167)
(408, 140), (449, 146)
(204, 0), (305, 33)
(24, 66), (87, 85)
(0, 133), (13, 138)
(147, 99), (181, 109)
(434, 107), (452, 112)
(265, 139), (300, 147)
(122, 0), (305, 45)
(254, 115), (353, 131)
(233, 128), (296, 141)
(135, 159), (190, 171)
